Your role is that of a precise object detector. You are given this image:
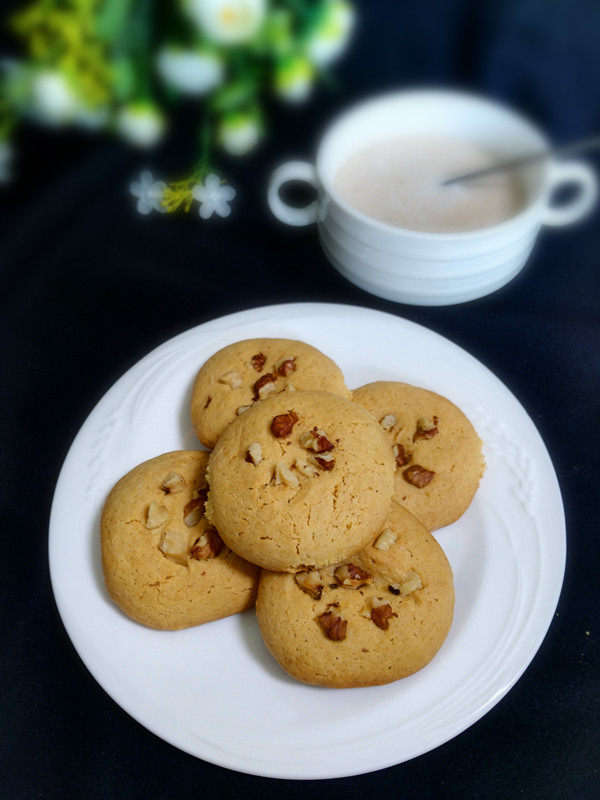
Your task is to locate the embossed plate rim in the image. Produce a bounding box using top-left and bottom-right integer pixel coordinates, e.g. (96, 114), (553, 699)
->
(48, 303), (566, 779)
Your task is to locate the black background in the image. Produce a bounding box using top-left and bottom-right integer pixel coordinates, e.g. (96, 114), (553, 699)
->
(1, 1), (599, 797)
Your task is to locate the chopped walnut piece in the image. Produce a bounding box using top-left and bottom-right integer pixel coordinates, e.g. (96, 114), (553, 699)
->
(183, 497), (204, 527)
(271, 410), (299, 438)
(403, 465), (435, 488)
(161, 471), (186, 494)
(276, 357), (297, 377)
(388, 584), (401, 596)
(413, 416), (439, 441)
(237, 405), (252, 416)
(190, 528), (222, 560)
(398, 570), (423, 596)
(392, 443), (410, 467)
(295, 458), (319, 478)
(318, 611), (348, 641)
(251, 353), (267, 372)
(380, 413), (396, 431)
(294, 570), (324, 600)
(311, 453), (335, 471)
(158, 529), (189, 566)
(245, 442), (263, 465)
(274, 461), (299, 489)
(218, 371), (243, 389)
(371, 601), (395, 630)
(299, 427), (334, 453)
(252, 372), (277, 400)
(334, 563), (372, 587)
(373, 528), (397, 551)
(145, 501), (169, 530)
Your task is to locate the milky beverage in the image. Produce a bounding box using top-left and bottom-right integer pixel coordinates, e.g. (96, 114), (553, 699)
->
(334, 136), (526, 233)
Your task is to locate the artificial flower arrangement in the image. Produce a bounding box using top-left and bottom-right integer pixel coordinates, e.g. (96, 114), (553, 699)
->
(0, 0), (354, 218)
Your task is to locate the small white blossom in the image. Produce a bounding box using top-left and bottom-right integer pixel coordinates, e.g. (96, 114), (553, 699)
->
(156, 47), (224, 95)
(31, 70), (80, 125)
(184, 0), (266, 45)
(117, 104), (165, 148)
(306, 1), (355, 66)
(0, 141), (12, 183)
(192, 173), (236, 219)
(130, 170), (167, 215)
(218, 111), (261, 156)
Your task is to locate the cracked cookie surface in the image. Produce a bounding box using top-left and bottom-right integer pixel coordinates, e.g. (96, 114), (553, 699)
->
(101, 450), (259, 630)
(206, 391), (395, 572)
(256, 502), (454, 687)
(190, 338), (349, 449)
(352, 381), (484, 530)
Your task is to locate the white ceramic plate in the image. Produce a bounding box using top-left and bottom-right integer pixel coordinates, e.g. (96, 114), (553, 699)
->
(49, 303), (565, 779)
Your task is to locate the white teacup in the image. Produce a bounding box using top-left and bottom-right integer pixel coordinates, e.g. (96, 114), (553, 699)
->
(268, 90), (597, 306)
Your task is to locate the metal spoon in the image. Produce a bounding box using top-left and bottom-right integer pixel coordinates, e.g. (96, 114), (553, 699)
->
(442, 135), (600, 186)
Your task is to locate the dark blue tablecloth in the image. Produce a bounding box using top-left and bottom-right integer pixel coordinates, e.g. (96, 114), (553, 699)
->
(1, 1), (599, 797)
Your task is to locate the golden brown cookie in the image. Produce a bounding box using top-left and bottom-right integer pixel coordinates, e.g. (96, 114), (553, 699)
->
(352, 381), (484, 530)
(205, 390), (395, 572)
(256, 502), (454, 687)
(101, 450), (259, 630)
(190, 338), (349, 449)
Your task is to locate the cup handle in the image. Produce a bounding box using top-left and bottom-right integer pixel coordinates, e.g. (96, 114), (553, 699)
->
(268, 161), (320, 226)
(541, 160), (598, 227)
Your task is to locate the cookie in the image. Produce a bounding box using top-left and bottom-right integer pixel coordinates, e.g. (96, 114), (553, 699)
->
(101, 450), (259, 630)
(190, 338), (349, 449)
(205, 390), (395, 572)
(352, 381), (484, 530)
(256, 501), (454, 688)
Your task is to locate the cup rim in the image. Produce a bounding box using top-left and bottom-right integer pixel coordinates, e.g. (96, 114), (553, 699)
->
(316, 88), (550, 240)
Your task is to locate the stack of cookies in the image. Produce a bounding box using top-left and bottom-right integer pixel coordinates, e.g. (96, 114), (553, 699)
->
(101, 338), (484, 688)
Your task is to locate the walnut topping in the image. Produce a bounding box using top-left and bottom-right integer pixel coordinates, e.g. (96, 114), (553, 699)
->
(370, 601), (395, 631)
(380, 413), (396, 431)
(245, 442), (263, 465)
(271, 410), (299, 438)
(334, 563), (372, 587)
(251, 352), (267, 372)
(161, 472), (186, 494)
(403, 465), (435, 488)
(253, 372), (277, 400)
(392, 443), (410, 467)
(276, 357), (297, 377)
(294, 570), (324, 600)
(295, 458), (319, 478)
(318, 611), (348, 641)
(413, 416), (439, 441)
(299, 427), (334, 453)
(311, 453), (335, 471)
(183, 497), (204, 527)
(145, 501), (169, 530)
(190, 528), (222, 560)
(388, 584), (401, 596)
(274, 461), (299, 488)
(237, 405), (252, 415)
(373, 528), (397, 551)
(158, 529), (189, 566)
(218, 371), (243, 389)
(398, 570), (423, 596)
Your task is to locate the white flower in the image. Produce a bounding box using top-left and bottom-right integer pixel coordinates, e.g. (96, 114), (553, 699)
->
(117, 104), (165, 148)
(129, 170), (167, 215)
(306, 1), (355, 66)
(192, 173), (236, 219)
(156, 47), (224, 95)
(219, 111), (261, 156)
(184, 0), (266, 45)
(31, 70), (80, 125)
(0, 141), (12, 183)
(274, 55), (314, 103)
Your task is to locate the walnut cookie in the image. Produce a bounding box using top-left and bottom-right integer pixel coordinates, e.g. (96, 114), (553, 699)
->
(352, 381), (484, 531)
(101, 451), (259, 630)
(256, 501), (455, 688)
(205, 390), (395, 572)
(190, 338), (349, 449)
